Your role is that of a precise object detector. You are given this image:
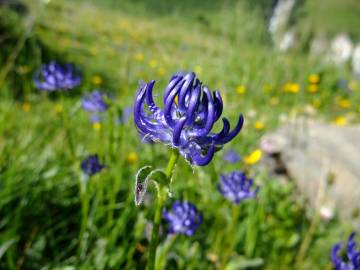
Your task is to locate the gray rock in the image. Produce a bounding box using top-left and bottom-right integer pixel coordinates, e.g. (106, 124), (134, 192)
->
(310, 34), (328, 56)
(260, 119), (360, 228)
(268, 0), (297, 51)
(352, 43), (360, 76)
(328, 33), (354, 65)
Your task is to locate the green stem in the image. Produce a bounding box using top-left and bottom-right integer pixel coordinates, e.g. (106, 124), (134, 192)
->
(78, 178), (89, 259)
(146, 149), (179, 270)
(60, 96), (76, 160)
(165, 148), (180, 178)
(221, 204), (241, 269)
(155, 235), (177, 270)
(295, 212), (320, 267)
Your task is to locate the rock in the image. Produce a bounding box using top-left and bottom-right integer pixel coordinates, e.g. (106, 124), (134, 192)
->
(310, 34), (328, 56)
(260, 119), (360, 228)
(279, 30), (296, 52)
(328, 33), (354, 65)
(268, 0), (297, 51)
(352, 43), (360, 76)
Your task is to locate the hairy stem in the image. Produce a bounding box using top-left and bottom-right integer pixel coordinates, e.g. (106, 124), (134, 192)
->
(146, 149), (179, 270)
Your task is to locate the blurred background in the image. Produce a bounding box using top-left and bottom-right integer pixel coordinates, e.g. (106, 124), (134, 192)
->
(1, 0), (360, 269)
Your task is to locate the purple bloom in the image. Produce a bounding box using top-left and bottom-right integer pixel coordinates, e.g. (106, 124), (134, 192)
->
(134, 72), (244, 166)
(81, 154), (104, 176)
(82, 90), (109, 123)
(121, 106), (132, 124)
(218, 171), (259, 204)
(114, 106), (133, 126)
(332, 233), (360, 270)
(223, 149), (241, 163)
(163, 201), (202, 236)
(82, 90), (108, 113)
(337, 79), (353, 93)
(89, 114), (102, 123)
(34, 61), (82, 91)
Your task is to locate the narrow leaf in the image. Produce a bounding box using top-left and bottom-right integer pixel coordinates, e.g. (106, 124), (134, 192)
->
(0, 238), (17, 259)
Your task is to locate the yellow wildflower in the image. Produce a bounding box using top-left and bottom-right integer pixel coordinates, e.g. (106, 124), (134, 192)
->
(308, 74), (320, 84)
(21, 102), (31, 112)
(244, 149), (262, 165)
(337, 98), (351, 109)
(93, 122), (102, 131)
(92, 75), (103, 85)
(118, 19), (129, 29)
(270, 97), (279, 106)
(194, 65), (202, 75)
(134, 53), (144, 62)
(157, 67), (166, 76)
(54, 104), (63, 114)
(307, 84), (319, 93)
(254, 121), (265, 130)
(126, 151), (139, 164)
(236, 85), (247, 95)
(283, 82), (300, 93)
(148, 59), (157, 69)
(334, 116), (347, 126)
(349, 81), (358, 91)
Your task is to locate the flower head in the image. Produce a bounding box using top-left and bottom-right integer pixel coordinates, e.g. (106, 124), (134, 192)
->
(81, 154), (104, 176)
(308, 74), (320, 84)
(34, 61), (82, 91)
(223, 149), (241, 163)
(331, 233), (360, 270)
(244, 149), (262, 165)
(121, 106), (132, 124)
(283, 82), (300, 93)
(163, 201), (202, 236)
(82, 90), (108, 113)
(134, 72), (244, 166)
(218, 171), (259, 204)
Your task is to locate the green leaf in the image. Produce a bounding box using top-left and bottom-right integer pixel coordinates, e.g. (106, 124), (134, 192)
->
(225, 256), (264, 270)
(147, 169), (167, 187)
(135, 167), (169, 206)
(0, 238), (17, 260)
(134, 166), (153, 206)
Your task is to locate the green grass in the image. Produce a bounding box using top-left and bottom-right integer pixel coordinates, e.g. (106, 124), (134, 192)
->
(0, 0), (360, 269)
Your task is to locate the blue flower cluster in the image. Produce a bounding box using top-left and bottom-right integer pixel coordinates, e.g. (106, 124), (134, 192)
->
(34, 61), (82, 91)
(163, 201), (202, 236)
(81, 154), (104, 176)
(218, 171), (259, 204)
(332, 233), (360, 270)
(223, 149), (241, 164)
(134, 72), (244, 166)
(82, 90), (109, 123)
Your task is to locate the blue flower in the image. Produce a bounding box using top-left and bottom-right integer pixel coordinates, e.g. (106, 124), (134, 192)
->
(134, 72), (244, 166)
(82, 90), (108, 113)
(82, 90), (108, 122)
(122, 106), (133, 124)
(223, 149), (241, 163)
(34, 61), (82, 91)
(218, 171), (259, 204)
(163, 201), (202, 236)
(332, 233), (360, 270)
(80, 154), (104, 176)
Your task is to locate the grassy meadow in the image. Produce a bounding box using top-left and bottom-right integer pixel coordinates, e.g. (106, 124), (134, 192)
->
(1, 0), (360, 269)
